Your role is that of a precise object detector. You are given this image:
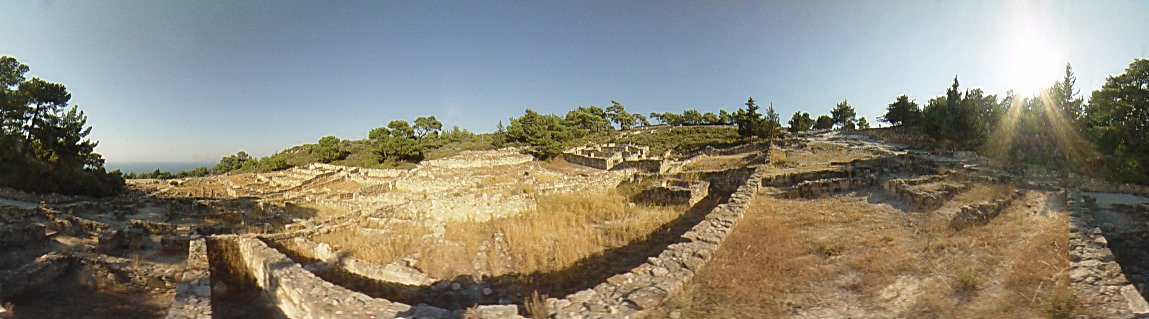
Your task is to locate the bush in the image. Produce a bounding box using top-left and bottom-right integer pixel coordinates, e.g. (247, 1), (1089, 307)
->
(310, 135), (347, 163)
(261, 156), (291, 171)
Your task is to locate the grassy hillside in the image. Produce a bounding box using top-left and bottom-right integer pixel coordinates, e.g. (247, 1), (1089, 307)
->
(246, 133), (500, 172)
(129, 125), (744, 179)
(573, 125), (743, 157)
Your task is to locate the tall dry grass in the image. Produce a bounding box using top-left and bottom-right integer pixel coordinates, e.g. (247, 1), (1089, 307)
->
(311, 221), (429, 265)
(314, 190), (687, 289)
(676, 189), (1071, 318)
(422, 191), (685, 279)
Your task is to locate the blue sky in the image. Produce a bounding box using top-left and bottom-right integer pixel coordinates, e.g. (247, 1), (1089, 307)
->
(2, 1), (1147, 163)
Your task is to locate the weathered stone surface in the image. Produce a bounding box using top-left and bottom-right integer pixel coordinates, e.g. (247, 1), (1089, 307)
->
(563, 143), (667, 173)
(465, 304), (522, 319)
(1069, 188), (1148, 318)
(0, 252), (70, 299)
(626, 286), (667, 310)
(553, 161), (769, 318)
(220, 236), (413, 319)
(165, 239), (211, 319)
(0, 223), (46, 247)
(1122, 285), (1149, 318)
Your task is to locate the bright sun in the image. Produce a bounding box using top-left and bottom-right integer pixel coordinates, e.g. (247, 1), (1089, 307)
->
(1002, 36), (1062, 96)
(1000, 3), (1063, 96)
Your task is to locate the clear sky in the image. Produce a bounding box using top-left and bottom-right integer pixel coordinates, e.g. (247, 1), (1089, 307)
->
(2, 1), (1147, 164)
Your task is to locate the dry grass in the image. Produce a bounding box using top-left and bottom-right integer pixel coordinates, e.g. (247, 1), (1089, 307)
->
(766, 143), (878, 176)
(683, 154), (754, 171)
(950, 183), (1010, 203)
(674, 190), (1070, 318)
(523, 291), (550, 319)
(316, 190), (687, 290)
(312, 221), (429, 265)
(421, 191), (686, 280)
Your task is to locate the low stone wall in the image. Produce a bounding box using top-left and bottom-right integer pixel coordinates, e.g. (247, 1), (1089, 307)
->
(0, 223), (46, 248)
(360, 167), (407, 179)
(421, 149), (534, 169)
(778, 175), (878, 199)
(1068, 189), (1149, 318)
(883, 175), (967, 210)
(1073, 175), (1149, 196)
(635, 180), (709, 207)
(761, 169), (851, 188)
(612, 158), (666, 174)
(219, 235), (411, 318)
(72, 252), (182, 291)
(98, 225), (154, 252)
(562, 152), (611, 170)
(276, 237), (434, 286)
(131, 219), (179, 235)
(699, 167), (754, 194)
(0, 206), (39, 223)
(261, 215), (356, 241)
(547, 167), (766, 318)
(676, 141), (769, 161)
(563, 144), (667, 174)
(165, 239), (212, 319)
(219, 235), (524, 319)
(0, 252), (70, 299)
(45, 212), (111, 237)
(948, 190), (1024, 230)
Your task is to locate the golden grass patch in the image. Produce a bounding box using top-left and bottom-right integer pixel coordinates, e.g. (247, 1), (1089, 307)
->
(675, 190), (1070, 318)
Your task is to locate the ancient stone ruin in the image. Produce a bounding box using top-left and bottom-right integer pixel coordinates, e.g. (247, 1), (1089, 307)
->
(3, 131), (1149, 318)
(563, 143), (668, 173)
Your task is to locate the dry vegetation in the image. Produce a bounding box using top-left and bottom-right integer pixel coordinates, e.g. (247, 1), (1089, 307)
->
(769, 142), (877, 174)
(313, 190), (688, 291)
(670, 189), (1071, 318)
(682, 153), (756, 171)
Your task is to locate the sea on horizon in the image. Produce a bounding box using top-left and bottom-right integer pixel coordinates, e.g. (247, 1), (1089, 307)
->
(104, 162), (215, 174)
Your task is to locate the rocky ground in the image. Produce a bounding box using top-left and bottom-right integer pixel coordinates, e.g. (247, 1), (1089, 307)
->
(1, 131), (1148, 318)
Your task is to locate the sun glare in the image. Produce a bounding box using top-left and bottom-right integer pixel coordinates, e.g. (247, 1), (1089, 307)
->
(1003, 36), (1062, 96)
(999, 1), (1064, 96)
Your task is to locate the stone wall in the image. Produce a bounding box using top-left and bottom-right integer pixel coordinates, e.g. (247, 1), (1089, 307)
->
(612, 158), (666, 174)
(948, 190), (1024, 230)
(0, 252), (70, 299)
(262, 213), (357, 240)
(217, 235), (411, 318)
(45, 211), (111, 237)
(1073, 174), (1149, 196)
(0, 223), (46, 248)
(777, 175), (878, 199)
(165, 239), (212, 319)
(677, 141), (770, 160)
(131, 219), (179, 235)
(547, 167), (766, 318)
(194, 164), (767, 318)
(883, 175), (968, 210)
(562, 152), (611, 170)
(634, 180), (710, 207)
(761, 169), (851, 188)
(216, 236), (520, 318)
(699, 168), (754, 194)
(563, 143), (666, 173)
(1068, 189), (1149, 318)
(275, 237), (434, 286)
(0, 206), (39, 223)
(72, 252), (182, 291)
(421, 149), (534, 169)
